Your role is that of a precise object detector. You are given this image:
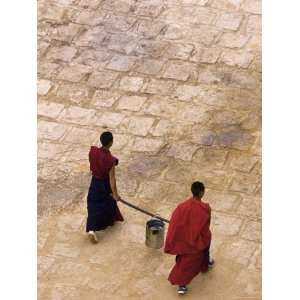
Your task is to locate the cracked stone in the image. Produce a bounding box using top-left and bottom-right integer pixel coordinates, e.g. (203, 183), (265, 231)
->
(75, 9), (106, 26)
(237, 196), (261, 219)
(74, 49), (111, 69)
(142, 79), (176, 96)
(96, 112), (126, 128)
(135, 59), (165, 75)
(63, 127), (99, 145)
(230, 173), (258, 194)
(165, 43), (194, 60)
(230, 154), (258, 172)
(172, 85), (203, 102)
(163, 61), (196, 81)
(117, 96), (147, 112)
(46, 45), (77, 62)
(38, 62), (60, 78)
(55, 84), (91, 104)
(150, 120), (171, 137)
(87, 71), (118, 88)
(133, 20), (167, 39)
(75, 27), (107, 47)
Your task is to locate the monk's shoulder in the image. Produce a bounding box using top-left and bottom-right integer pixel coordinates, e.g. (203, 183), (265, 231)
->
(200, 201), (211, 212)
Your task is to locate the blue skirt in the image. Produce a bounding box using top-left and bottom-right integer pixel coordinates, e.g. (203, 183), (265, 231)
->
(86, 176), (118, 232)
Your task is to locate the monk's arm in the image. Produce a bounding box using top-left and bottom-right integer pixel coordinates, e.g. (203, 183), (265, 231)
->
(109, 164), (120, 201)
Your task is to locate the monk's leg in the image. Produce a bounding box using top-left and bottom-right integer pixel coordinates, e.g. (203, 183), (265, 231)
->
(168, 253), (205, 286)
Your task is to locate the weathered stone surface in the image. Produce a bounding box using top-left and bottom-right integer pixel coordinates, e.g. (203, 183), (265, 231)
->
(167, 143), (199, 161)
(163, 61), (196, 81)
(222, 239), (257, 266)
(220, 50), (254, 68)
(165, 43), (194, 60)
(46, 46), (77, 62)
(52, 243), (80, 258)
(242, 0), (261, 14)
(191, 130), (216, 146)
(237, 196), (261, 219)
(210, 0), (243, 10)
(38, 79), (52, 95)
(48, 23), (82, 43)
(75, 9), (106, 26)
(132, 137), (165, 153)
(125, 116), (155, 136)
(150, 120), (171, 137)
(230, 154), (258, 172)
(87, 71), (118, 88)
(101, 0), (135, 13)
(142, 79), (176, 96)
(134, 0), (164, 18)
(119, 76), (144, 92)
(172, 85), (203, 102)
(193, 147), (228, 168)
(135, 58), (165, 75)
(38, 142), (69, 160)
(199, 47), (222, 64)
(58, 106), (97, 125)
(216, 12), (243, 31)
(133, 20), (167, 39)
(241, 221), (261, 242)
(62, 127), (99, 145)
(205, 190), (239, 212)
(96, 112), (125, 128)
(75, 27), (107, 47)
(117, 96), (147, 112)
(57, 64), (92, 82)
(55, 84), (91, 104)
(38, 101), (64, 119)
(246, 15), (262, 33)
(38, 62), (60, 78)
(103, 15), (137, 32)
(38, 4), (66, 23)
(74, 49), (111, 69)
(178, 105), (210, 124)
(38, 256), (56, 278)
(142, 97), (177, 118)
(38, 121), (70, 141)
(212, 213), (243, 236)
(218, 33), (250, 48)
(91, 90), (120, 108)
(106, 55), (137, 72)
(230, 173), (258, 194)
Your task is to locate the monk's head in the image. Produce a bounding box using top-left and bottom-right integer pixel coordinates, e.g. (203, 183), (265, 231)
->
(100, 131), (113, 148)
(191, 181), (205, 199)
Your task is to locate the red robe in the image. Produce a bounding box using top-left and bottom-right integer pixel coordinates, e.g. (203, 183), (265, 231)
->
(164, 197), (212, 285)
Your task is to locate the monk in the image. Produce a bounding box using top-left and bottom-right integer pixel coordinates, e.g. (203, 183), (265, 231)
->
(86, 131), (124, 243)
(164, 181), (214, 295)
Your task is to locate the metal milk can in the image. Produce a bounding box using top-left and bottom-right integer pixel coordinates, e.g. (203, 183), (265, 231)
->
(145, 218), (165, 249)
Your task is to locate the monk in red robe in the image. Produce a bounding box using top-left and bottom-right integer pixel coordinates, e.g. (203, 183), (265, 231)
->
(164, 181), (214, 295)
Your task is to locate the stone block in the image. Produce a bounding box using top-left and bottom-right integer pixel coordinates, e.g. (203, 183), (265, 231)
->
(212, 213), (243, 236)
(38, 62), (60, 78)
(49, 23), (82, 43)
(135, 0), (164, 18)
(58, 106), (97, 125)
(230, 154), (258, 172)
(132, 137), (165, 153)
(218, 33), (250, 48)
(103, 15), (136, 32)
(38, 79), (52, 96)
(106, 55), (137, 72)
(38, 256), (56, 278)
(189, 26), (220, 46)
(38, 101), (64, 119)
(91, 90), (120, 108)
(38, 142), (69, 160)
(126, 116), (155, 136)
(150, 120), (171, 136)
(242, 0), (261, 14)
(38, 4), (66, 23)
(117, 96), (147, 112)
(216, 12), (243, 31)
(79, 0), (103, 9)
(38, 121), (70, 141)
(193, 147), (228, 168)
(55, 84), (91, 104)
(74, 49), (111, 69)
(75, 27), (107, 47)
(241, 221), (261, 242)
(142, 97), (178, 118)
(119, 76), (144, 92)
(87, 71), (118, 88)
(63, 127), (99, 145)
(220, 50), (254, 68)
(135, 59), (165, 75)
(143, 79), (176, 96)
(230, 173), (258, 194)
(134, 20), (167, 39)
(172, 85), (203, 102)
(96, 112), (125, 128)
(51, 242), (80, 258)
(165, 43), (194, 60)
(75, 9), (106, 26)
(46, 45), (77, 62)
(205, 190), (239, 212)
(191, 130), (216, 146)
(222, 239), (258, 266)
(167, 143), (199, 161)
(178, 105), (210, 124)
(57, 64), (92, 82)
(163, 61), (196, 81)
(237, 196), (261, 219)
(246, 15), (261, 33)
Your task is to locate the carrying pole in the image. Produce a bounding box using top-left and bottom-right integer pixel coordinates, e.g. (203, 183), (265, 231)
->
(119, 199), (170, 223)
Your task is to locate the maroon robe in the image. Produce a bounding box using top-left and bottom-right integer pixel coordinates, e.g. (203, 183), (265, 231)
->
(164, 197), (212, 286)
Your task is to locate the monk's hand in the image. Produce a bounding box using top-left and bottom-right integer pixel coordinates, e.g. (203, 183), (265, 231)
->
(112, 193), (121, 202)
